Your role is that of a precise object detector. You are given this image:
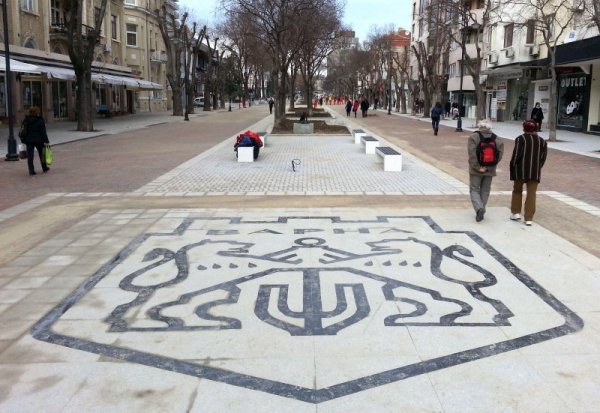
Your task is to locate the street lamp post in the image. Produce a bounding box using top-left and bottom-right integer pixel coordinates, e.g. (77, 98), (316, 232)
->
(183, 45), (189, 121)
(2, 0), (18, 161)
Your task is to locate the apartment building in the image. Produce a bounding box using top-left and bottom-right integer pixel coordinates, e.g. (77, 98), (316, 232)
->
(411, 0), (600, 133)
(0, 0), (166, 124)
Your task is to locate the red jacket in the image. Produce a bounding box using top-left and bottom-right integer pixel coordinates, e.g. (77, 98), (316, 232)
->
(235, 130), (263, 147)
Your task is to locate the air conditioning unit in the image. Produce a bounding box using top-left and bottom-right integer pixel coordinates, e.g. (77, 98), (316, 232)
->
(529, 45), (539, 56)
(505, 47), (515, 58)
(104, 43), (112, 53)
(489, 53), (498, 64)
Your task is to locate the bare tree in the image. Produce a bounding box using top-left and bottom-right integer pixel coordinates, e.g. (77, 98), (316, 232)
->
(494, 0), (577, 141)
(297, 1), (343, 115)
(63, 0), (109, 131)
(411, 0), (452, 118)
(187, 24), (208, 113)
(156, 6), (189, 116)
(222, 0), (321, 128)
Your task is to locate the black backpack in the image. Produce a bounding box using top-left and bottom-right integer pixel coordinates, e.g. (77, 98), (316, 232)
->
(476, 132), (500, 166)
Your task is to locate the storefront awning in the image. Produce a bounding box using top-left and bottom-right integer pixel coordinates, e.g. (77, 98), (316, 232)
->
(0, 55), (41, 74)
(36, 65), (76, 80)
(136, 80), (163, 90)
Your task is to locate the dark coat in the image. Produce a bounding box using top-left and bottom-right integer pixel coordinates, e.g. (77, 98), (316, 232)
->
(531, 107), (544, 121)
(21, 115), (49, 144)
(510, 133), (547, 182)
(431, 106), (443, 118)
(360, 100), (369, 111)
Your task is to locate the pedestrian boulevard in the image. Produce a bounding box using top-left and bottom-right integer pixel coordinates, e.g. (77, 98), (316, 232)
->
(1, 108), (599, 412)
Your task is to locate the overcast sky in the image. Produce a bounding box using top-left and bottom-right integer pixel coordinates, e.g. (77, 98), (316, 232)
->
(177, 0), (412, 43)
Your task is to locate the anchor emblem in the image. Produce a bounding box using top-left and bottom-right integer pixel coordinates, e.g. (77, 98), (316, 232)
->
(255, 268), (370, 335)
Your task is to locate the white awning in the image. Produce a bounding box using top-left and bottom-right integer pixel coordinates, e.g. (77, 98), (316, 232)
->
(137, 80), (163, 90)
(0, 55), (41, 74)
(36, 65), (76, 80)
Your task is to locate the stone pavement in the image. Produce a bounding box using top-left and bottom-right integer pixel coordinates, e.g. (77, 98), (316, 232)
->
(0, 104), (599, 412)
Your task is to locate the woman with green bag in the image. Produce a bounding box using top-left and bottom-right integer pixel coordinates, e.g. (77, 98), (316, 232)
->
(21, 106), (50, 175)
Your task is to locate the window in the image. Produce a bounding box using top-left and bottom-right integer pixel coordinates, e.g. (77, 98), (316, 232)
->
(51, 0), (61, 25)
(22, 81), (42, 109)
(544, 14), (555, 40)
(503, 23), (514, 48)
(526, 20), (535, 44)
(449, 63), (456, 78)
(126, 24), (137, 46)
(419, 0), (425, 14)
(125, 0), (135, 4)
(21, 0), (34, 12)
(412, 2), (416, 19)
(111, 15), (118, 40)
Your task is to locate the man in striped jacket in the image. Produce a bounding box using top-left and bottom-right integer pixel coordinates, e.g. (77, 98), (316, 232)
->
(509, 119), (548, 226)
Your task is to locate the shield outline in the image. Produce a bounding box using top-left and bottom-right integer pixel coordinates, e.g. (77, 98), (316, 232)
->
(31, 215), (584, 404)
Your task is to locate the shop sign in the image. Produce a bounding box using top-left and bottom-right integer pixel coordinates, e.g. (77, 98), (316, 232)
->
(557, 73), (589, 130)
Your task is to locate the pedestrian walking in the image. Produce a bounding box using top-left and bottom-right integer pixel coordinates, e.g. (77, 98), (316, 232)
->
(352, 99), (359, 118)
(431, 102), (443, 135)
(467, 120), (504, 222)
(509, 119), (548, 226)
(360, 97), (369, 118)
(530, 102), (544, 132)
(20, 106), (50, 176)
(445, 101), (451, 118)
(268, 97), (274, 114)
(345, 99), (352, 117)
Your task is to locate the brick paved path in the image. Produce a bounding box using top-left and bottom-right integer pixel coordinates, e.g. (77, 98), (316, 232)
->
(0, 107), (268, 211)
(330, 106), (600, 208)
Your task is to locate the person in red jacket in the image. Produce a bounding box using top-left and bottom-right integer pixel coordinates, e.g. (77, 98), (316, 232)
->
(509, 119), (548, 226)
(234, 130), (263, 160)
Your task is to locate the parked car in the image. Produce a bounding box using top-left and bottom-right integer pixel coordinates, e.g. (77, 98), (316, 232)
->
(193, 97), (205, 107)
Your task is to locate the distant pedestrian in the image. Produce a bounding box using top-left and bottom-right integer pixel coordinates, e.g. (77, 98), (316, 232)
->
(345, 99), (352, 117)
(374, 97), (379, 110)
(445, 101), (451, 118)
(360, 97), (369, 117)
(530, 102), (544, 132)
(352, 99), (359, 118)
(268, 97), (274, 114)
(509, 119), (548, 226)
(20, 106), (50, 176)
(467, 120), (504, 222)
(431, 102), (443, 135)
(452, 101), (459, 119)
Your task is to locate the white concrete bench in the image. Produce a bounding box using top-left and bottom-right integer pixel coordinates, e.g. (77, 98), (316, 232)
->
(237, 146), (255, 162)
(258, 132), (268, 147)
(375, 146), (402, 171)
(352, 128), (367, 144)
(360, 135), (380, 154)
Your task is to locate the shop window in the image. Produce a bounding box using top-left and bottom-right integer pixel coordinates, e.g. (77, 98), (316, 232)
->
(52, 81), (68, 118)
(22, 81), (42, 109)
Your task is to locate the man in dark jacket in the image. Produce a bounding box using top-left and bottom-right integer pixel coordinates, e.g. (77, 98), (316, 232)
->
(21, 106), (50, 175)
(509, 119), (548, 226)
(360, 97), (369, 117)
(530, 102), (544, 131)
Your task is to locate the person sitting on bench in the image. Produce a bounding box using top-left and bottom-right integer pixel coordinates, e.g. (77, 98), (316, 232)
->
(234, 130), (264, 159)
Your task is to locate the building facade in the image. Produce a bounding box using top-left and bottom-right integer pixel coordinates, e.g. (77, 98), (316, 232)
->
(0, 0), (167, 124)
(410, 0), (600, 133)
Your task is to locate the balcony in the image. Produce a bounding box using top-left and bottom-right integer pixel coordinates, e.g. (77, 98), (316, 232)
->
(150, 51), (167, 64)
(50, 20), (96, 39)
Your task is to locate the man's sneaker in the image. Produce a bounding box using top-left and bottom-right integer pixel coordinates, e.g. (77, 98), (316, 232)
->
(525, 221), (533, 226)
(476, 208), (485, 222)
(510, 213), (521, 221)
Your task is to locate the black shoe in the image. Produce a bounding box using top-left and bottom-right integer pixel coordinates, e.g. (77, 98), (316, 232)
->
(476, 208), (485, 222)
(43, 167), (50, 173)
(29, 171), (36, 175)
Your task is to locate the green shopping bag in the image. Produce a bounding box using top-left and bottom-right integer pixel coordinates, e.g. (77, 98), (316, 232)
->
(43, 144), (53, 166)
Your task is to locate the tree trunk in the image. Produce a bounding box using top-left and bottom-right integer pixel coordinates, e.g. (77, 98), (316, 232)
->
(75, 71), (94, 131)
(400, 81), (407, 114)
(171, 84), (183, 116)
(274, 69), (287, 129)
(548, 74), (558, 142)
